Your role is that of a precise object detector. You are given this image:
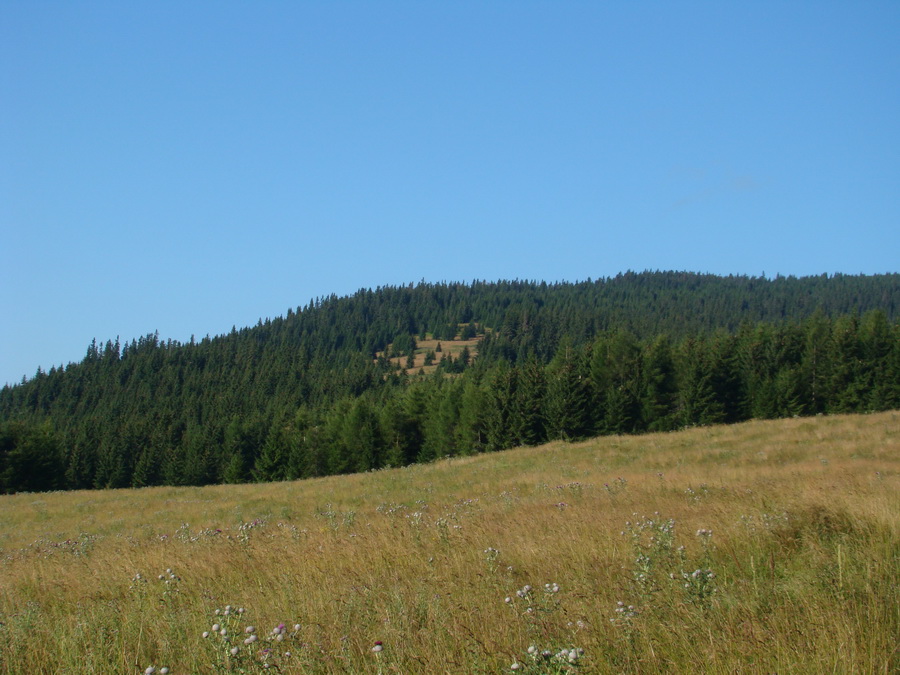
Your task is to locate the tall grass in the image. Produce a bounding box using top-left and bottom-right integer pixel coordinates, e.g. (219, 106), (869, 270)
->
(0, 412), (897, 674)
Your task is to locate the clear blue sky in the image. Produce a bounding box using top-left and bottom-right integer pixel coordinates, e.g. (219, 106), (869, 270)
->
(2, 2), (899, 386)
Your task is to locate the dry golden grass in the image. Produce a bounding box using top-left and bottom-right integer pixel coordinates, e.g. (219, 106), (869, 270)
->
(0, 412), (897, 674)
(380, 336), (481, 375)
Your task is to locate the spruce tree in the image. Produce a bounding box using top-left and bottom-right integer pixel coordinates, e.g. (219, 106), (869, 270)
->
(640, 335), (678, 431)
(513, 355), (546, 446)
(484, 361), (517, 451)
(456, 378), (489, 455)
(544, 340), (590, 441)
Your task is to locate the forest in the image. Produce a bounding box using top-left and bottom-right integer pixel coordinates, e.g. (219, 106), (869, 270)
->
(1, 271), (898, 493)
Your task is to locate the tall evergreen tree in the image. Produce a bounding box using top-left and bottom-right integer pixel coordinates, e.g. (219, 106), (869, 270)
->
(858, 310), (897, 410)
(421, 378), (463, 460)
(675, 336), (724, 427)
(827, 314), (866, 413)
(0, 421), (63, 493)
(342, 397), (383, 472)
(590, 332), (642, 434)
(456, 377), (489, 455)
(483, 361), (518, 451)
(253, 423), (289, 482)
(513, 355), (546, 446)
(544, 340), (590, 441)
(799, 311), (833, 415)
(640, 335), (678, 431)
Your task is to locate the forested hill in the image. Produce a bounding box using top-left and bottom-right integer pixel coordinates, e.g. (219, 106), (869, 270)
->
(2, 271), (899, 493)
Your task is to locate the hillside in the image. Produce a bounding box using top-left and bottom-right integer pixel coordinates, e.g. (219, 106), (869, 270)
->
(0, 412), (897, 673)
(1, 271), (899, 493)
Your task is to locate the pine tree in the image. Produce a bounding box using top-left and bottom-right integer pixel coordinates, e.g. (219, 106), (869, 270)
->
(858, 310), (896, 410)
(827, 315), (865, 412)
(675, 336), (724, 427)
(456, 378), (489, 455)
(421, 379), (462, 460)
(342, 398), (382, 472)
(182, 425), (215, 485)
(484, 361), (518, 451)
(640, 335), (678, 431)
(590, 332), (641, 434)
(0, 421), (63, 493)
(544, 340), (590, 441)
(513, 355), (546, 446)
(252, 424), (289, 482)
(800, 311), (833, 415)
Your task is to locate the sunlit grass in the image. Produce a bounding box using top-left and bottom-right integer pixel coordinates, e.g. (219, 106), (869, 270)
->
(0, 412), (897, 673)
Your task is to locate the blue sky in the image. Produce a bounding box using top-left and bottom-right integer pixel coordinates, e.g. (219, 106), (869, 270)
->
(2, 2), (899, 386)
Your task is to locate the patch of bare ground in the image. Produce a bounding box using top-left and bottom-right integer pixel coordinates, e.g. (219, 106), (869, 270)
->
(380, 334), (481, 375)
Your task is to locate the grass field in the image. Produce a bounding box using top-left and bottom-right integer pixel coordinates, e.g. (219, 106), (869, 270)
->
(0, 412), (897, 674)
(380, 335), (480, 375)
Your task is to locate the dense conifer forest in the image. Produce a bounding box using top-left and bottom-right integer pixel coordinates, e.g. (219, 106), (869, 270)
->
(2, 271), (899, 493)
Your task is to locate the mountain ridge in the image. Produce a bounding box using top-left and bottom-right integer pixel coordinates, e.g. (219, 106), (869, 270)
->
(1, 270), (898, 493)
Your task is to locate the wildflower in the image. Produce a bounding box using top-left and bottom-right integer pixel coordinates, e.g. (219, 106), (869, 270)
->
(145, 668), (156, 675)
(212, 624), (220, 632)
(244, 635), (258, 645)
(372, 641), (384, 653)
(293, 624), (301, 631)
(202, 631), (210, 639)
(511, 663), (521, 670)
(230, 646), (239, 656)
(245, 625), (255, 633)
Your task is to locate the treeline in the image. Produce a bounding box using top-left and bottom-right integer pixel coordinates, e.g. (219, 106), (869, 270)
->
(240, 310), (900, 482)
(1, 272), (899, 493)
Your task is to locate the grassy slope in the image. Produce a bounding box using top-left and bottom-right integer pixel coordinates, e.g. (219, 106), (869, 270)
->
(381, 335), (481, 376)
(0, 412), (897, 674)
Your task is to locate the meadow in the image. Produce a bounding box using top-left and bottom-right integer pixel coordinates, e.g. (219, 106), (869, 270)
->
(0, 412), (897, 674)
